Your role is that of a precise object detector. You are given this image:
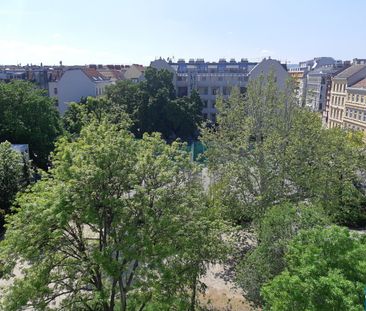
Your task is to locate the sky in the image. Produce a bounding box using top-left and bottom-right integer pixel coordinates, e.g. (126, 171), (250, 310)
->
(1, 0), (365, 66)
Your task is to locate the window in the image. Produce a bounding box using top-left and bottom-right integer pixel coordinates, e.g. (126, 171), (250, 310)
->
(211, 100), (216, 108)
(203, 100), (208, 108)
(54, 87), (58, 95)
(177, 87), (188, 97)
(223, 86), (231, 96)
(203, 113), (208, 119)
(212, 87), (219, 95)
(218, 76), (223, 81)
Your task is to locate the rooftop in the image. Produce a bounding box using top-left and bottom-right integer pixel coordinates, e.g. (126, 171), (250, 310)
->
(81, 68), (110, 81)
(349, 77), (366, 89)
(335, 64), (366, 79)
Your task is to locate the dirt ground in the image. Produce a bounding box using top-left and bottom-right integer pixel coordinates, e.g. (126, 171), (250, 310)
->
(199, 263), (254, 311)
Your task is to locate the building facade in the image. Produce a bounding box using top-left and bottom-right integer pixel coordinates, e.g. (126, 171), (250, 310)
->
(305, 65), (347, 113)
(151, 58), (288, 121)
(343, 78), (366, 131)
(49, 68), (113, 115)
(327, 63), (366, 128)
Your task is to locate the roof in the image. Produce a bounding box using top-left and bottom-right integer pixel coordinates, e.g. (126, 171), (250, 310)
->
(334, 64), (366, 79)
(81, 68), (110, 82)
(307, 66), (340, 76)
(349, 77), (366, 89)
(96, 68), (125, 80)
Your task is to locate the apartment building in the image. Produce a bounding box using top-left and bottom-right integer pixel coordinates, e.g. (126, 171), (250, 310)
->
(288, 66), (307, 106)
(151, 57), (288, 121)
(305, 65), (347, 112)
(49, 68), (113, 115)
(343, 78), (366, 131)
(327, 63), (366, 128)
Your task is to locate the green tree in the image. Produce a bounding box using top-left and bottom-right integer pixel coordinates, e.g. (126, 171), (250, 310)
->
(235, 202), (329, 306)
(106, 67), (202, 140)
(0, 81), (62, 169)
(0, 142), (24, 234)
(0, 121), (230, 310)
(262, 226), (366, 311)
(201, 74), (366, 225)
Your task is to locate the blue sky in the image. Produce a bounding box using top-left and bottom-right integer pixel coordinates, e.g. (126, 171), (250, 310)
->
(0, 0), (365, 66)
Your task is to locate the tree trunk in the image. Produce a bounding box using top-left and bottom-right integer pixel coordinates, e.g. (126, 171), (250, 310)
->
(190, 272), (198, 311)
(119, 278), (127, 311)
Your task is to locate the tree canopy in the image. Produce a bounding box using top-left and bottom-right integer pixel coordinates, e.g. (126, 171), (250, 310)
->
(0, 141), (29, 234)
(0, 120), (231, 310)
(201, 74), (366, 226)
(235, 202), (329, 306)
(63, 68), (203, 141)
(262, 226), (366, 311)
(0, 81), (63, 169)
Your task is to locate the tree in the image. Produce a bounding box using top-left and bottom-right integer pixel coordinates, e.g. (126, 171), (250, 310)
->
(235, 202), (329, 306)
(0, 81), (62, 169)
(0, 142), (24, 234)
(105, 67), (202, 140)
(201, 74), (366, 225)
(262, 226), (366, 311)
(0, 121), (231, 310)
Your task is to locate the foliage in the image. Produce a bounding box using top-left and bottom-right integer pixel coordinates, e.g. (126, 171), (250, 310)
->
(262, 226), (366, 311)
(201, 74), (366, 225)
(0, 121), (231, 310)
(235, 202), (329, 306)
(0, 81), (62, 169)
(0, 142), (24, 234)
(64, 67), (203, 140)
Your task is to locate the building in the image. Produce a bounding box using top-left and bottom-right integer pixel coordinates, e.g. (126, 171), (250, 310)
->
(123, 64), (146, 82)
(305, 65), (347, 112)
(289, 57), (342, 107)
(288, 66), (308, 106)
(327, 62), (366, 128)
(249, 58), (288, 89)
(151, 57), (288, 121)
(343, 78), (366, 131)
(49, 68), (113, 115)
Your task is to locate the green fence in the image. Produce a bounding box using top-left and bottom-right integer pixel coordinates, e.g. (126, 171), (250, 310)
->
(186, 141), (206, 162)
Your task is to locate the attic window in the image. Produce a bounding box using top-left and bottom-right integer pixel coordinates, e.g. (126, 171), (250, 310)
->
(93, 77), (97, 80)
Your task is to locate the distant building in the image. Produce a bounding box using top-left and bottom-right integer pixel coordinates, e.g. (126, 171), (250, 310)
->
(123, 64), (146, 82)
(327, 61), (366, 129)
(343, 78), (366, 131)
(49, 68), (113, 115)
(288, 66), (308, 106)
(290, 57), (341, 107)
(151, 57), (288, 122)
(305, 65), (348, 113)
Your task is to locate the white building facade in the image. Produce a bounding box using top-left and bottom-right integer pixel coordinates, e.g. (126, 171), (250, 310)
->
(49, 68), (113, 115)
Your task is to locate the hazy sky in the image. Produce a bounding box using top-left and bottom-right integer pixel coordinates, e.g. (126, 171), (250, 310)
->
(1, 0), (365, 66)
